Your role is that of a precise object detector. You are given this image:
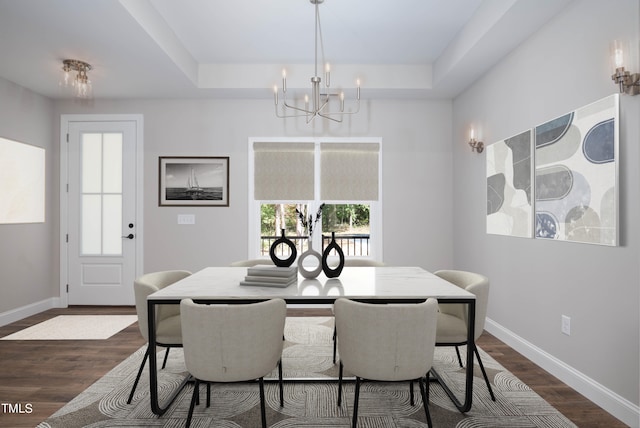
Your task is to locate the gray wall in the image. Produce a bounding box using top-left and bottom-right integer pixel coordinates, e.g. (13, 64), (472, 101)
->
(0, 77), (56, 316)
(452, 0), (639, 416)
(53, 97), (453, 274)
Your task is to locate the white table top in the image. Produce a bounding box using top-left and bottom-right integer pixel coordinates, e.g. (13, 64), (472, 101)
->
(148, 266), (475, 303)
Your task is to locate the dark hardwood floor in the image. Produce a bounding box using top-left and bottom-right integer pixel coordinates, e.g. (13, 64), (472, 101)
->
(0, 306), (627, 427)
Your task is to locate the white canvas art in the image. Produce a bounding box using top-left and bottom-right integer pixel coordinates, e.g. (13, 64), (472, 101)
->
(0, 137), (45, 224)
(486, 130), (533, 238)
(535, 94), (618, 246)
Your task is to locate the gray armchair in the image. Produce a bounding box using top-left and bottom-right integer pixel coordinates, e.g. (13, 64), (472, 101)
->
(127, 270), (191, 404)
(434, 269), (495, 401)
(334, 297), (438, 428)
(180, 298), (286, 428)
(332, 259), (385, 363)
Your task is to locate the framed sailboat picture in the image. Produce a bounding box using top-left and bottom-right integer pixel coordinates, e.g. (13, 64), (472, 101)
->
(159, 156), (229, 206)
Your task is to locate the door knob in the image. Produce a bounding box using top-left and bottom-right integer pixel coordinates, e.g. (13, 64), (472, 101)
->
(122, 234), (134, 239)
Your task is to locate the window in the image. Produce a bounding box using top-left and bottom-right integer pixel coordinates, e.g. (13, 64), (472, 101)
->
(81, 132), (123, 255)
(249, 138), (382, 261)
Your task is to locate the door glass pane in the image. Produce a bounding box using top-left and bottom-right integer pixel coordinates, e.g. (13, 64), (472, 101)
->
(82, 195), (101, 254)
(80, 132), (124, 256)
(102, 195), (122, 255)
(82, 133), (102, 193)
(103, 133), (122, 193)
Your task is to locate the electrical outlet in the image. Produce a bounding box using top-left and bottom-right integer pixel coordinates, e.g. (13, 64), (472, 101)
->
(177, 214), (195, 225)
(561, 315), (571, 336)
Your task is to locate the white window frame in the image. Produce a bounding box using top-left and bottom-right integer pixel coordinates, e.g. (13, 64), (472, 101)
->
(248, 137), (383, 262)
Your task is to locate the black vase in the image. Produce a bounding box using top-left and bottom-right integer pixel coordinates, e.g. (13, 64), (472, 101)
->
(269, 229), (297, 267)
(322, 232), (345, 278)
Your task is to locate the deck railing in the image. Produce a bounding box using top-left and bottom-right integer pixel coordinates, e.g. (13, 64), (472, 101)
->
(261, 234), (371, 257)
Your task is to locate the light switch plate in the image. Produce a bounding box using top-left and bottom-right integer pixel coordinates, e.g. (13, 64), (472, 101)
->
(177, 214), (195, 225)
(561, 315), (571, 336)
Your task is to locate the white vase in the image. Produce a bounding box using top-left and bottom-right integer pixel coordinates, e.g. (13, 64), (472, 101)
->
(297, 239), (323, 279)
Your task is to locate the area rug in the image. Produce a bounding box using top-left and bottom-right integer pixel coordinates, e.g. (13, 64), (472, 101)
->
(0, 315), (138, 340)
(37, 317), (576, 427)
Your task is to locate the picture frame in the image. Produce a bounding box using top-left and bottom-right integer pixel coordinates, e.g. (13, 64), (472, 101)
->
(159, 156), (229, 206)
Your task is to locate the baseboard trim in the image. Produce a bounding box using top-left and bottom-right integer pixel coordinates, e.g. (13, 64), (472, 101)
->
(485, 318), (640, 428)
(0, 298), (63, 328)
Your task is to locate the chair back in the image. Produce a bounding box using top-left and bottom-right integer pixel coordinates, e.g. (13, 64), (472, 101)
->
(180, 298), (286, 383)
(434, 269), (489, 340)
(334, 297), (438, 382)
(134, 270), (191, 341)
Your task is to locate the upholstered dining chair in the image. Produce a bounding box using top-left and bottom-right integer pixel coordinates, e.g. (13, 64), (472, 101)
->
(434, 269), (495, 401)
(180, 298), (287, 428)
(332, 259), (385, 364)
(334, 297), (438, 428)
(127, 270), (191, 404)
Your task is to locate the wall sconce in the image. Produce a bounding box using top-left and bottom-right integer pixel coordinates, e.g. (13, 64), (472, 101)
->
(468, 128), (484, 153)
(611, 40), (640, 95)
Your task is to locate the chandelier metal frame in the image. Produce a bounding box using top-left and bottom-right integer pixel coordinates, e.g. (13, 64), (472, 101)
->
(274, 0), (360, 123)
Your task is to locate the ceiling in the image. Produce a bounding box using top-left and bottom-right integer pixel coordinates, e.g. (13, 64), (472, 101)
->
(0, 0), (572, 100)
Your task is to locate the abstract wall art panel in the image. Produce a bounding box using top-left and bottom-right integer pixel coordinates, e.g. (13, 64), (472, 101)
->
(534, 94), (618, 246)
(486, 130), (533, 237)
(0, 137), (45, 224)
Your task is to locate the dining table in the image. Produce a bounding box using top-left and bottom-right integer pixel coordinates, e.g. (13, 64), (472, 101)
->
(145, 265), (477, 416)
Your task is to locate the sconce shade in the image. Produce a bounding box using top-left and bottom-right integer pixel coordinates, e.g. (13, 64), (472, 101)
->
(610, 40), (639, 96)
(468, 128), (484, 153)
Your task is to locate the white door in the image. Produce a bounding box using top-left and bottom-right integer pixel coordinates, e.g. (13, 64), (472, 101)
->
(63, 118), (141, 305)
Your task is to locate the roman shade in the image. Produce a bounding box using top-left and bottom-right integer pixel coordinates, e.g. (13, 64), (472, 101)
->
(253, 142), (315, 200)
(320, 142), (379, 201)
(253, 140), (380, 202)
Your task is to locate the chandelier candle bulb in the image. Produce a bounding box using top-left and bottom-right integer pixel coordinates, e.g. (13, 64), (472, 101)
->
(325, 63), (330, 87)
(356, 79), (361, 100)
(274, 85), (278, 105)
(282, 69), (287, 92)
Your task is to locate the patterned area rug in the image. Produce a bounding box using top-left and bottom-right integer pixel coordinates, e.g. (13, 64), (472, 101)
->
(37, 317), (576, 427)
(0, 315), (138, 340)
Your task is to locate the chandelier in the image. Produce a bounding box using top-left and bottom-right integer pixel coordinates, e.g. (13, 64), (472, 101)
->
(60, 59), (93, 99)
(273, 0), (360, 123)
